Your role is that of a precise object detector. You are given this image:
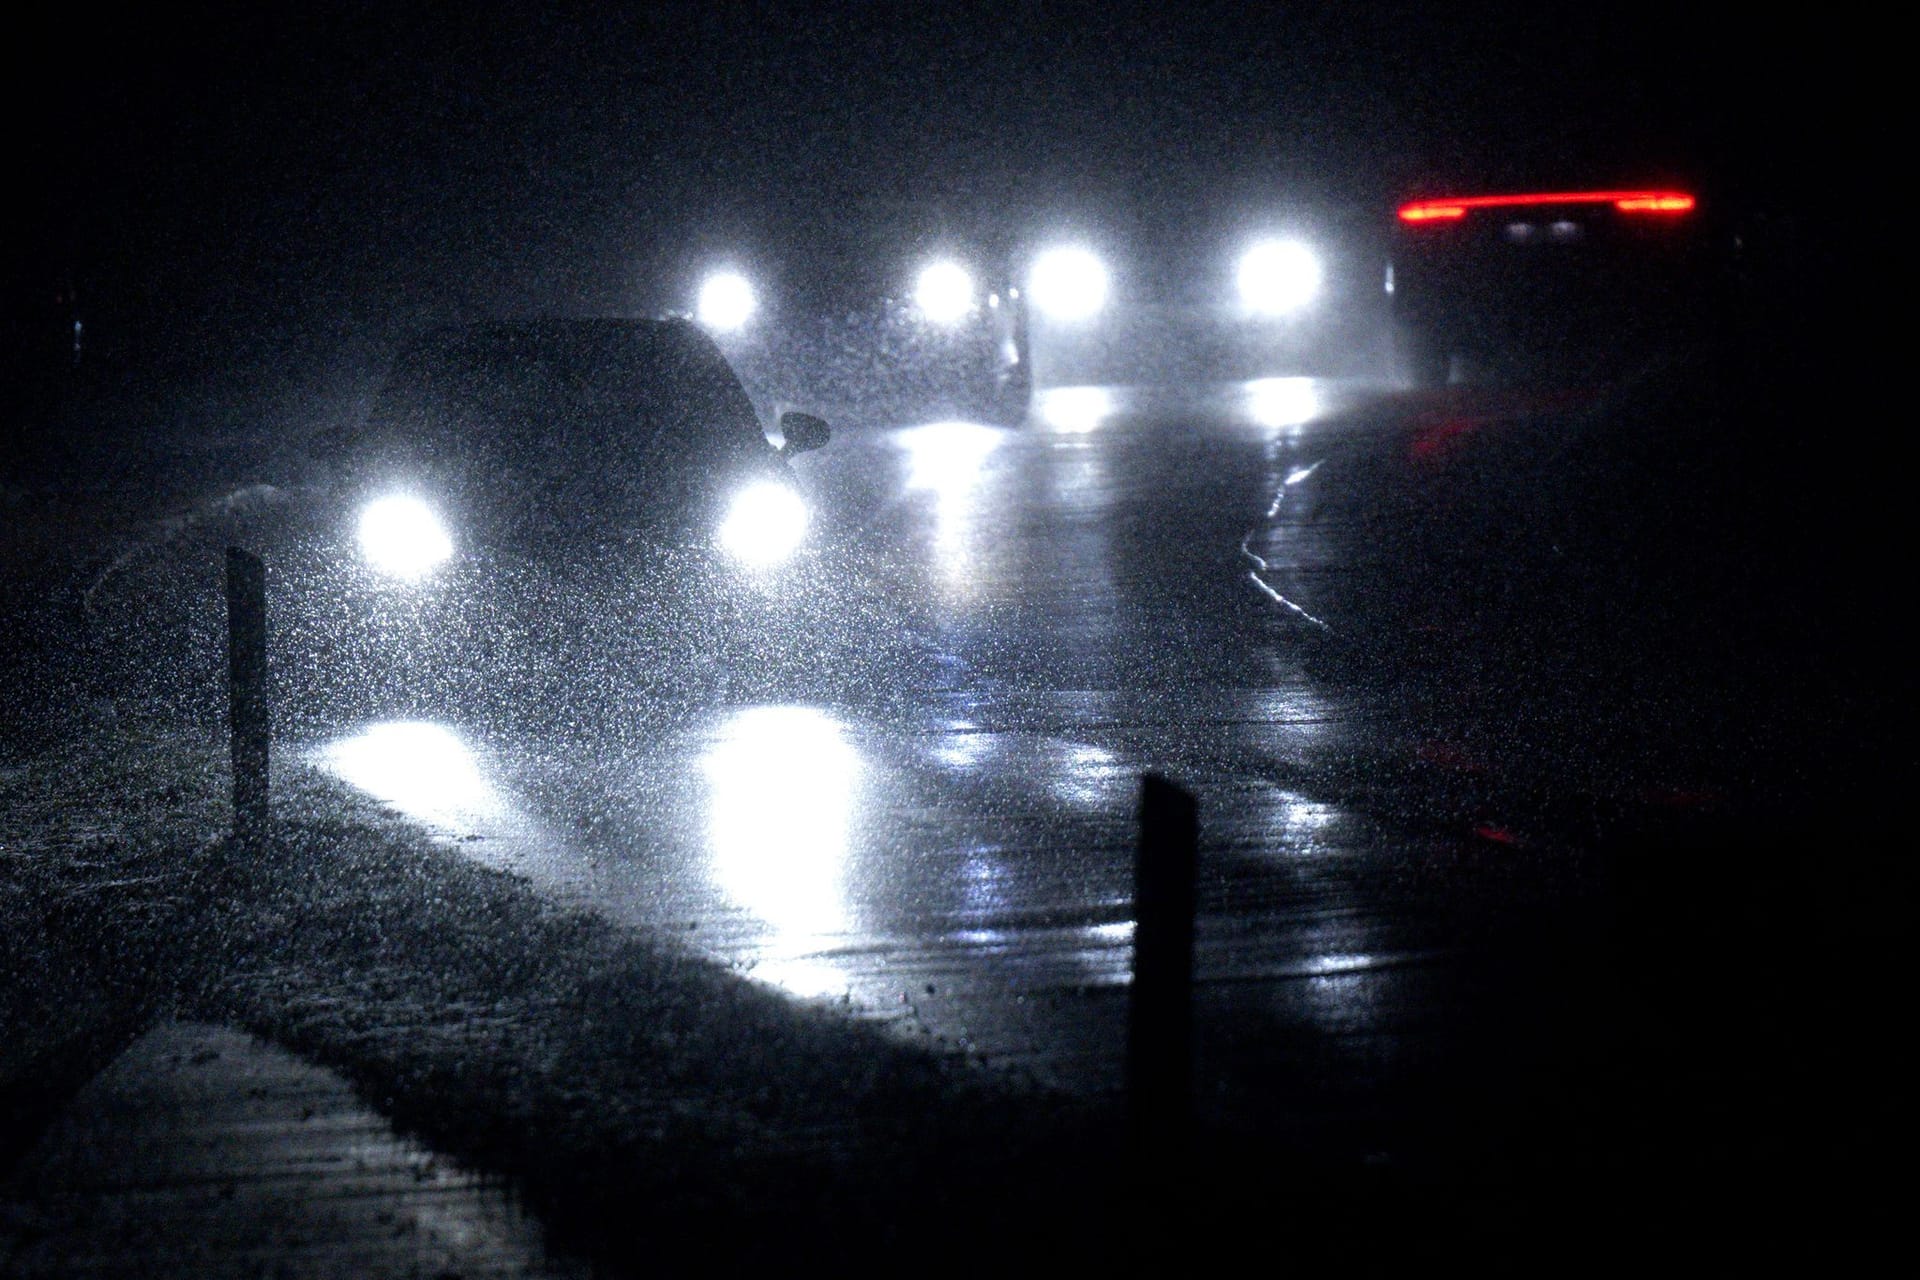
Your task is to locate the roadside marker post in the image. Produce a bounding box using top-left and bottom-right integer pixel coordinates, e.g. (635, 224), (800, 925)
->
(226, 547), (268, 846)
(1128, 772), (1198, 1164)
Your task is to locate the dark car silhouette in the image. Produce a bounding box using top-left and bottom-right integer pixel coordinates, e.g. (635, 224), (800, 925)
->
(284, 317), (847, 721)
(1387, 188), (1728, 386)
(670, 219), (1033, 427)
(73, 318), (870, 732)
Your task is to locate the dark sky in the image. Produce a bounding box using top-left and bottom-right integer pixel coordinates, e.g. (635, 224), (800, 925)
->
(15, 1), (1838, 379)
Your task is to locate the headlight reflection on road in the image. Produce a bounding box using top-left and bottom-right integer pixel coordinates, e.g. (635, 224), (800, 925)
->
(1245, 377), (1322, 432)
(702, 706), (861, 996)
(898, 419), (1002, 493)
(1050, 741), (1123, 808)
(316, 721), (503, 828)
(896, 420), (1004, 594)
(1037, 385), (1115, 434)
(1296, 923), (1391, 1032)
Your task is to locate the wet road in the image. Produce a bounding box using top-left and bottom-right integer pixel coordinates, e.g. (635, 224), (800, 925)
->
(307, 378), (1624, 1161)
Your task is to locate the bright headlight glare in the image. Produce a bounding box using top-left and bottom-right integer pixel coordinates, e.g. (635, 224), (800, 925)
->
(1030, 246), (1109, 321)
(357, 495), (452, 580)
(1237, 239), (1322, 315)
(914, 260), (975, 324)
(718, 481), (809, 565)
(697, 270), (757, 332)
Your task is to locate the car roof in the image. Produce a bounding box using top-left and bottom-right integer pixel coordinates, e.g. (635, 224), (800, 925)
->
(359, 316), (772, 483)
(392, 317), (737, 394)
(376, 317), (759, 433)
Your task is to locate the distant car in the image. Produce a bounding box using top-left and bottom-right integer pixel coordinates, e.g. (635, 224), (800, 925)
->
(1011, 215), (1384, 386)
(682, 229), (1032, 426)
(1387, 188), (1724, 386)
(280, 317), (845, 723)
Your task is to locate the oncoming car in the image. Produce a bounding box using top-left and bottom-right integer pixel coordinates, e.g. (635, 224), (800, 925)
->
(282, 317), (842, 723)
(1008, 213), (1384, 386)
(341, 319), (822, 568)
(680, 227), (1032, 427)
(1387, 187), (1723, 386)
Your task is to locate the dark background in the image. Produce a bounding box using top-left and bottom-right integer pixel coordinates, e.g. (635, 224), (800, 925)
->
(7, 1), (1849, 429)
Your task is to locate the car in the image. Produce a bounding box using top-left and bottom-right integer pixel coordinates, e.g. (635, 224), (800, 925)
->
(1387, 187), (1726, 386)
(1014, 213), (1384, 386)
(287, 316), (859, 722)
(76, 317), (892, 732)
(676, 221), (1033, 427)
(333, 318), (824, 563)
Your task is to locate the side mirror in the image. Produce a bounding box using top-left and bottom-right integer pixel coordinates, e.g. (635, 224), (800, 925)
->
(778, 411), (831, 458)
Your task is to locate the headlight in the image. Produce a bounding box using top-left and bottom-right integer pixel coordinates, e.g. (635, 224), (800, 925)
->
(357, 495), (453, 580)
(697, 270), (757, 332)
(1236, 239), (1322, 315)
(1029, 246), (1110, 321)
(717, 481), (808, 566)
(914, 259), (975, 324)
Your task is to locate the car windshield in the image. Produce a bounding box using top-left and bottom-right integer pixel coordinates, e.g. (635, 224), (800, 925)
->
(372, 321), (763, 466)
(362, 319), (770, 532)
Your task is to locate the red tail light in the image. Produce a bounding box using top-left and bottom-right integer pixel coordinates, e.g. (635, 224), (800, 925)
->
(1613, 193), (1695, 213)
(1399, 203), (1466, 223)
(1398, 189), (1696, 224)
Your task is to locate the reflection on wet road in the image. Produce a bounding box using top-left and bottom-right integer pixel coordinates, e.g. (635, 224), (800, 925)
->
(320, 721), (506, 827)
(700, 705), (860, 997)
(315, 378), (1605, 1145)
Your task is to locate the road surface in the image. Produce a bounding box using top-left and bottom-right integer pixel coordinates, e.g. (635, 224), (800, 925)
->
(305, 378), (1626, 1165)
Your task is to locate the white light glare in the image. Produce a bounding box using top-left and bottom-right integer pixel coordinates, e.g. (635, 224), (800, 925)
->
(1038, 385), (1115, 434)
(703, 705), (860, 948)
(718, 481), (809, 565)
(1029, 246), (1110, 321)
(697, 270), (757, 332)
(356, 494), (452, 580)
(1237, 239), (1322, 315)
(1245, 376), (1321, 430)
(317, 721), (502, 827)
(914, 260), (975, 324)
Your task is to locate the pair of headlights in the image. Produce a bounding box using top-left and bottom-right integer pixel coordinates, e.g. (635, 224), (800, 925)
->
(1028, 241), (1323, 319)
(696, 259), (983, 333)
(694, 238), (1324, 334)
(355, 484), (810, 581)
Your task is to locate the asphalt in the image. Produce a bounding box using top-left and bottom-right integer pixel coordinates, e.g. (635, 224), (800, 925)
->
(293, 379), (1635, 1133)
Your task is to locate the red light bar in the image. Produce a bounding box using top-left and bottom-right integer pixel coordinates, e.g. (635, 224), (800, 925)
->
(1398, 189), (1696, 223)
(1613, 194), (1695, 213)
(1399, 204), (1465, 222)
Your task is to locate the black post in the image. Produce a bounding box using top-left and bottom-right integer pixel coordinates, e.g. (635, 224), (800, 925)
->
(226, 547), (268, 845)
(1128, 772), (1198, 1161)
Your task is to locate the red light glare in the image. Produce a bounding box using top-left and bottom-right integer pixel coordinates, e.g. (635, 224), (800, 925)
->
(1613, 194), (1695, 213)
(1409, 418), (1478, 460)
(1397, 189), (1696, 225)
(1399, 204), (1466, 223)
